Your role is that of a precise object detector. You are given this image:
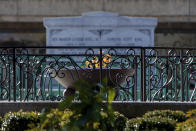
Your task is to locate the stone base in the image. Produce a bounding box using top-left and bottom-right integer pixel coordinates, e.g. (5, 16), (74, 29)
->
(1, 101), (196, 118)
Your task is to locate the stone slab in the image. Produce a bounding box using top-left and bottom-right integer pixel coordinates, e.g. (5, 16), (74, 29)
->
(0, 0), (17, 15)
(44, 12), (157, 54)
(16, 0), (189, 16)
(18, 0), (104, 16)
(190, 0), (196, 15)
(105, 0), (189, 16)
(0, 0), (194, 22)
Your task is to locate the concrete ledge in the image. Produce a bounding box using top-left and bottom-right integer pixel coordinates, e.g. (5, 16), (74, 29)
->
(112, 101), (196, 118)
(1, 101), (196, 118)
(2, 22), (196, 33)
(0, 101), (59, 116)
(0, 0), (196, 22)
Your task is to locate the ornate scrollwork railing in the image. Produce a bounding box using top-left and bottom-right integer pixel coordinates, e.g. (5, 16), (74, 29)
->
(0, 46), (195, 102)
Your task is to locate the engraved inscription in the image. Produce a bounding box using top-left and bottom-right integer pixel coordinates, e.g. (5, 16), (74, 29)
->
(49, 27), (151, 48)
(51, 36), (145, 43)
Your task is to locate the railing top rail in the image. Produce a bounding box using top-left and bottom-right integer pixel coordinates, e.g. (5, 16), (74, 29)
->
(0, 46), (195, 50)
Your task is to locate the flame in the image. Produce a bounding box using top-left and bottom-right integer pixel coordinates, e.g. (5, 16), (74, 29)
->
(85, 54), (112, 68)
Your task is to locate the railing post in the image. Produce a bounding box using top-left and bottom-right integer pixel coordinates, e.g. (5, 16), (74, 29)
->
(8, 55), (11, 101)
(133, 57), (138, 101)
(166, 57), (169, 101)
(99, 48), (103, 84)
(19, 63), (22, 101)
(180, 49), (184, 102)
(140, 48), (146, 101)
(13, 47), (16, 101)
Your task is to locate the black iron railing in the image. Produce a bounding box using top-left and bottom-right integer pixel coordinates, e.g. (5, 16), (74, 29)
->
(0, 46), (195, 102)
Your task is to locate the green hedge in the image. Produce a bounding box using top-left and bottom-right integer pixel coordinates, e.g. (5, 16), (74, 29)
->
(29, 109), (127, 131)
(125, 110), (186, 131)
(186, 109), (196, 119)
(2, 109), (196, 131)
(1, 110), (40, 131)
(37, 109), (73, 130)
(143, 110), (186, 122)
(114, 112), (128, 131)
(0, 116), (2, 129)
(175, 109), (196, 131)
(175, 117), (196, 131)
(125, 116), (176, 131)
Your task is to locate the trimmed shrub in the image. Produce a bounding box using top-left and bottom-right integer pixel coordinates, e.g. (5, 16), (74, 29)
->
(186, 109), (196, 118)
(0, 116), (2, 129)
(114, 112), (128, 131)
(1, 110), (40, 131)
(125, 116), (177, 131)
(125, 117), (143, 131)
(38, 109), (73, 130)
(175, 109), (196, 131)
(143, 110), (186, 122)
(175, 117), (196, 131)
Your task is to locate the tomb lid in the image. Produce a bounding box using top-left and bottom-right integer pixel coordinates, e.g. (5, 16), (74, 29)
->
(44, 11), (157, 28)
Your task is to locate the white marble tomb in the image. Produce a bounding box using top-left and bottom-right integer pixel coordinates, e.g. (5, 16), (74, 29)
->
(44, 12), (157, 54)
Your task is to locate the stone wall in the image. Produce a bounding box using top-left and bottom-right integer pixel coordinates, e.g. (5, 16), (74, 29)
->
(0, 0), (196, 22)
(0, 0), (196, 47)
(156, 33), (196, 47)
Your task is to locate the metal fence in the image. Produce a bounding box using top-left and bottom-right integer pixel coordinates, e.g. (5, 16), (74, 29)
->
(0, 46), (195, 102)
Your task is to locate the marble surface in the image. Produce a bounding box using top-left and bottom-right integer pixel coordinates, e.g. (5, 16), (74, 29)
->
(44, 12), (157, 54)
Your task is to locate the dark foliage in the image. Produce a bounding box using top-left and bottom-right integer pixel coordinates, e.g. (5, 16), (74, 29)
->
(125, 116), (176, 131)
(1, 110), (40, 131)
(143, 110), (186, 122)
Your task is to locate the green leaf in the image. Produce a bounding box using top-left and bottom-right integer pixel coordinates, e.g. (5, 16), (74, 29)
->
(57, 78), (116, 130)
(108, 88), (115, 103)
(58, 95), (75, 110)
(101, 77), (108, 88)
